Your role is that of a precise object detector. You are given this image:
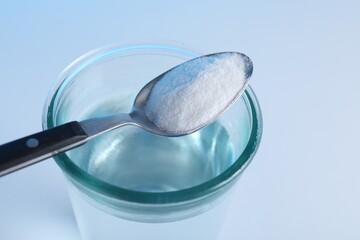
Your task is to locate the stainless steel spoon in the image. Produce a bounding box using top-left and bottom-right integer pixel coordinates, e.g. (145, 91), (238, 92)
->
(0, 52), (253, 177)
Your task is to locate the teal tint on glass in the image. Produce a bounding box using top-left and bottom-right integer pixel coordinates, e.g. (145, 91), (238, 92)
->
(43, 43), (262, 239)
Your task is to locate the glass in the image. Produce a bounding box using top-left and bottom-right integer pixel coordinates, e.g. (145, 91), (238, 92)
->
(42, 43), (262, 240)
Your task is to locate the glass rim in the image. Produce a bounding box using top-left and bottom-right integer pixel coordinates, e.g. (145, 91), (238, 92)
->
(43, 43), (263, 204)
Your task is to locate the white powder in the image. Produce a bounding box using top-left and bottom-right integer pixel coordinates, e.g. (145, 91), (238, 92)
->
(145, 52), (252, 134)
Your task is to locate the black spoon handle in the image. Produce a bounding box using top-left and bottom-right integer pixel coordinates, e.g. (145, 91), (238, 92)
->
(0, 122), (88, 177)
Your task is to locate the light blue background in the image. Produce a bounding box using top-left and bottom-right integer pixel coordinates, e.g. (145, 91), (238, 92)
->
(1, 1), (359, 239)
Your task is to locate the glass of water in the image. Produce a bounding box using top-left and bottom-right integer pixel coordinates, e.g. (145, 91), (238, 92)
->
(43, 43), (262, 240)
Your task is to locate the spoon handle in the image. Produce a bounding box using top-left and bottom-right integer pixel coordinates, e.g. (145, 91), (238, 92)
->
(0, 122), (88, 177)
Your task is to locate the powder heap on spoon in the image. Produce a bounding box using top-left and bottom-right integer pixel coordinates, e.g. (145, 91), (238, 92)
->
(145, 52), (253, 134)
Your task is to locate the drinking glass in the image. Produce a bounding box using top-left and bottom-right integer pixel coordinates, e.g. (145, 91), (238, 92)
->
(42, 43), (262, 240)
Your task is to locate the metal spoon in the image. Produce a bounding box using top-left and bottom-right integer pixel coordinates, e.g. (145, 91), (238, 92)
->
(0, 52), (253, 177)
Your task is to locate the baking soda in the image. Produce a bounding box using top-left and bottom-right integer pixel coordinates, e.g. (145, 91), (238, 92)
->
(145, 52), (252, 134)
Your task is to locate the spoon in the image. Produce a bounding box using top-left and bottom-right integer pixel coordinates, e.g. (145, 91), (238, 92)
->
(0, 52), (253, 177)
